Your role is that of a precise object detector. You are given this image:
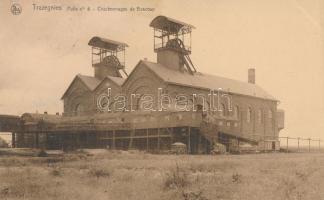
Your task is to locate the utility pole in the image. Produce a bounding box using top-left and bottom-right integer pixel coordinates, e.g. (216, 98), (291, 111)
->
(308, 138), (311, 153)
(319, 139), (321, 152)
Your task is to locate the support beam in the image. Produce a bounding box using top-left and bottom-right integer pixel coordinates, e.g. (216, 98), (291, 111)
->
(198, 134), (201, 154)
(12, 132), (15, 148)
(188, 127), (191, 154)
(146, 129), (149, 152)
(309, 138), (311, 152)
(157, 128), (160, 152)
(35, 132), (39, 149)
(112, 130), (116, 149)
(60, 133), (63, 151)
(21, 133), (24, 147)
(319, 140), (321, 152)
(128, 130), (134, 149)
(76, 133), (80, 149)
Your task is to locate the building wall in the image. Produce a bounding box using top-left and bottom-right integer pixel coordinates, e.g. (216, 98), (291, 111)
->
(94, 78), (123, 112)
(63, 79), (95, 116)
(232, 94), (278, 140)
(122, 62), (166, 111)
(121, 63), (279, 140)
(155, 83), (278, 140)
(63, 77), (125, 115)
(62, 62), (279, 141)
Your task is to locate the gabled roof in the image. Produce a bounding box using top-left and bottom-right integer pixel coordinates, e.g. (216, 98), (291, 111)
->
(94, 75), (125, 91)
(140, 60), (277, 101)
(107, 75), (125, 86)
(61, 74), (101, 99)
(77, 74), (101, 90)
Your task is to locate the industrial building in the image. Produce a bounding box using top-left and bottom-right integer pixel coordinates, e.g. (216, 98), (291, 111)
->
(0, 16), (284, 153)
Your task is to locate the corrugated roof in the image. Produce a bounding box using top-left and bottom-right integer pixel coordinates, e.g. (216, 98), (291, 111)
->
(150, 15), (195, 33)
(88, 36), (128, 51)
(142, 61), (276, 101)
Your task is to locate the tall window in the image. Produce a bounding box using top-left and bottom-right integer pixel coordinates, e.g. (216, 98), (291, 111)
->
(219, 103), (226, 117)
(257, 109), (263, 124)
(268, 109), (274, 130)
(268, 110), (273, 119)
(234, 105), (239, 119)
(247, 107), (252, 123)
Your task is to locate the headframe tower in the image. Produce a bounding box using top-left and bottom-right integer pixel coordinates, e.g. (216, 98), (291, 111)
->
(88, 36), (129, 79)
(150, 16), (197, 74)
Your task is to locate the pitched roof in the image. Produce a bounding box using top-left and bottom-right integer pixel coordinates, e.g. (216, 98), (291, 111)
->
(141, 61), (276, 101)
(77, 74), (101, 90)
(61, 74), (101, 99)
(106, 75), (125, 86)
(93, 75), (125, 91)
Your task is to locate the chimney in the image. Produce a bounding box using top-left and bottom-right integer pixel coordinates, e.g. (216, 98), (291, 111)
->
(248, 68), (255, 84)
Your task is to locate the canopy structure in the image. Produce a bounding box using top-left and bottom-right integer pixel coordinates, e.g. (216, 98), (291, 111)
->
(88, 36), (128, 71)
(150, 15), (195, 33)
(88, 36), (128, 52)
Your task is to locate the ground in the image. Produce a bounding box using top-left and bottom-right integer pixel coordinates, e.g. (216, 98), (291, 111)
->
(0, 149), (323, 200)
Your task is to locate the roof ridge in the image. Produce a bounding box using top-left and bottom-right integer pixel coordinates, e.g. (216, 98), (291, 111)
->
(141, 61), (276, 100)
(143, 60), (264, 87)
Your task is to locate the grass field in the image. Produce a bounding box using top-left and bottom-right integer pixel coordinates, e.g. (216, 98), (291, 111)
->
(0, 149), (323, 200)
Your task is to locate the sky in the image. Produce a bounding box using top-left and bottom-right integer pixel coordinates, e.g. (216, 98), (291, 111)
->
(0, 0), (323, 140)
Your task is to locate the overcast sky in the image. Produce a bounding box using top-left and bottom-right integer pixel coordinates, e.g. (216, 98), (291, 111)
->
(0, 0), (323, 139)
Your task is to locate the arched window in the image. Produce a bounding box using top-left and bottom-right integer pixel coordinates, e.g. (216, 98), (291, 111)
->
(137, 95), (154, 111)
(257, 109), (263, 124)
(75, 103), (84, 116)
(247, 107), (252, 123)
(234, 105), (239, 119)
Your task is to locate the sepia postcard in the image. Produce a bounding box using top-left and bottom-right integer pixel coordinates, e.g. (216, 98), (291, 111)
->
(0, 0), (323, 199)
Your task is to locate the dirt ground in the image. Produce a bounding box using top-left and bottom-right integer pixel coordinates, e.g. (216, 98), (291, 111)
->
(0, 149), (323, 200)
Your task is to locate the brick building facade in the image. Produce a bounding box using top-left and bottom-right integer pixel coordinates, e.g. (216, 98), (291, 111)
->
(11, 16), (284, 153)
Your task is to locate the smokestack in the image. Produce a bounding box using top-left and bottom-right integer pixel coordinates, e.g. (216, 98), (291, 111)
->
(248, 68), (255, 84)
